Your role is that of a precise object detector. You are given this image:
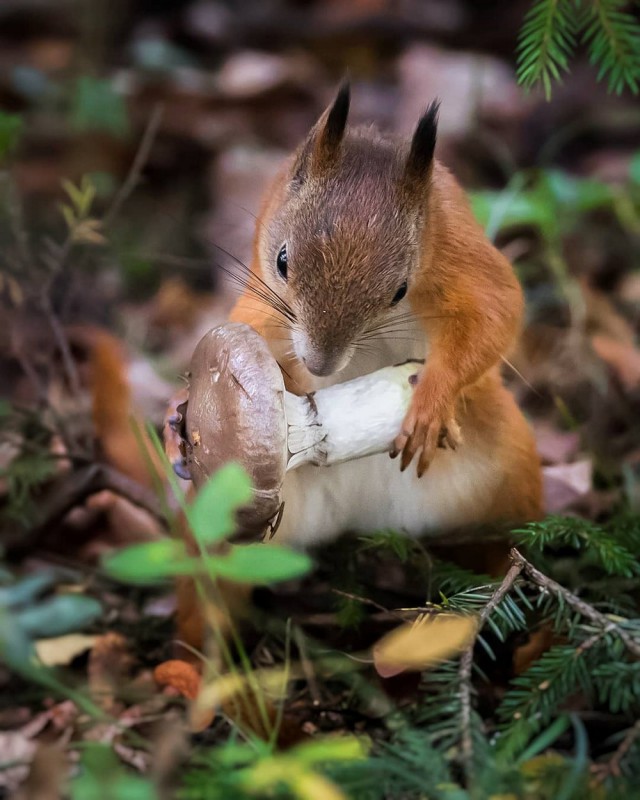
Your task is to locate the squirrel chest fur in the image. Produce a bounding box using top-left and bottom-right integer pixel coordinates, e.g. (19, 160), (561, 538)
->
(225, 84), (542, 545)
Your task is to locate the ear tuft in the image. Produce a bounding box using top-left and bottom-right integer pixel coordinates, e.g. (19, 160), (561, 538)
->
(320, 80), (351, 156)
(291, 80), (350, 185)
(405, 99), (440, 186)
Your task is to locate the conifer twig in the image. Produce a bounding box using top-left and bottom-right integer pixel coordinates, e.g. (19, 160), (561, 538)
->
(593, 719), (640, 782)
(511, 548), (640, 658)
(458, 560), (524, 774)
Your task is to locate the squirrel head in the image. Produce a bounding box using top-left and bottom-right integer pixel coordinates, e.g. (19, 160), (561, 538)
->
(258, 82), (439, 377)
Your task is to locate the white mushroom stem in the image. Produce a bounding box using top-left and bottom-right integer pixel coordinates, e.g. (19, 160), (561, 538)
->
(285, 363), (419, 470)
(182, 323), (422, 534)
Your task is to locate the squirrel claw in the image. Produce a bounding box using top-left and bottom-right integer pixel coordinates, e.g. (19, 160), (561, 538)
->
(163, 388), (191, 481)
(172, 460), (192, 481)
(393, 394), (461, 477)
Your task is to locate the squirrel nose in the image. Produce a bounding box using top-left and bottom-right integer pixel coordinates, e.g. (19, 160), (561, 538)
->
(293, 329), (351, 376)
(302, 354), (336, 377)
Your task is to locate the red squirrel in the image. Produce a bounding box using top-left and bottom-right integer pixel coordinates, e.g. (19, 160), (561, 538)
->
(168, 83), (542, 649)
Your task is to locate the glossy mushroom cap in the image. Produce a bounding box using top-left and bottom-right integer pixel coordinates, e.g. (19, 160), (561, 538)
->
(185, 323), (287, 533)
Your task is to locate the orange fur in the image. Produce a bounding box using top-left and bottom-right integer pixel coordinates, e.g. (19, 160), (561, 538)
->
(84, 328), (163, 488)
(173, 91), (543, 655)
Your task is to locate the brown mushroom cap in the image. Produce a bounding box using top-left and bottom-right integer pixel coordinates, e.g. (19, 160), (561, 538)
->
(185, 323), (287, 533)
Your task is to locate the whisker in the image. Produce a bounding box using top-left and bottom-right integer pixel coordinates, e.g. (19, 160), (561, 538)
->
(501, 355), (538, 393)
(211, 243), (297, 323)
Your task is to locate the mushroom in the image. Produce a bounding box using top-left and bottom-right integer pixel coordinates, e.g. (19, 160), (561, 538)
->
(176, 323), (420, 535)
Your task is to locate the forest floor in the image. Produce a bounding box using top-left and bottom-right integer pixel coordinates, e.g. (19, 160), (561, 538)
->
(1, 1), (640, 798)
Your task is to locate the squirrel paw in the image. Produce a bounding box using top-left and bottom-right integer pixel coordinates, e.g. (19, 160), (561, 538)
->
(390, 392), (462, 478)
(163, 387), (191, 480)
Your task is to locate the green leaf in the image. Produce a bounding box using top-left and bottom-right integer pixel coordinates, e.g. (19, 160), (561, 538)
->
(15, 595), (102, 639)
(630, 152), (640, 185)
(0, 571), (61, 607)
(187, 463), (253, 546)
(0, 112), (23, 160)
(71, 744), (159, 800)
(0, 607), (35, 672)
(70, 76), (130, 138)
(103, 539), (198, 584)
(211, 543), (312, 584)
(291, 735), (368, 765)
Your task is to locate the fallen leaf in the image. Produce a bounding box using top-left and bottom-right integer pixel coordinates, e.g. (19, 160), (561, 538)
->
(154, 659), (201, 701)
(534, 421), (580, 464)
(373, 613), (478, 678)
(13, 743), (66, 800)
(581, 280), (635, 345)
(154, 659), (214, 732)
(543, 460), (593, 514)
(35, 634), (97, 667)
(0, 707), (64, 793)
(0, 732), (37, 791)
(591, 334), (640, 392)
(88, 632), (134, 711)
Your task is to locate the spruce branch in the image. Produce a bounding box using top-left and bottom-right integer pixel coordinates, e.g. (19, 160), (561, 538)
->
(516, 0), (640, 98)
(511, 548), (640, 658)
(593, 719), (640, 782)
(583, 0), (640, 94)
(458, 561), (524, 775)
(517, 0), (577, 98)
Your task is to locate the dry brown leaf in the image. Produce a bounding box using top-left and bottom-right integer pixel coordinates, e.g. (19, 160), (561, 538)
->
(581, 280), (635, 345)
(154, 659), (202, 701)
(591, 334), (640, 392)
(373, 613), (478, 678)
(88, 632), (133, 711)
(13, 743), (67, 800)
(154, 659), (216, 732)
(0, 707), (67, 793)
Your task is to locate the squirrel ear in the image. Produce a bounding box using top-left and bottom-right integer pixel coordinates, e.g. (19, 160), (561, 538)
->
(404, 100), (439, 195)
(292, 80), (350, 184)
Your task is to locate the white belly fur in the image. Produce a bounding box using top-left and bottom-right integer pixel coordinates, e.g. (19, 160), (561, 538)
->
(271, 312), (502, 548)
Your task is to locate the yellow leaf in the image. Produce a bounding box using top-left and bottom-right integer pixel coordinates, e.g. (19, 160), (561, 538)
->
(290, 770), (347, 800)
(196, 663), (300, 715)
(72, 219), (106, 245)
(61, 179), (84, 210)
(60, 203), (75, 230)
(35, 634), (97, 666)
(373, 613), (478, 677)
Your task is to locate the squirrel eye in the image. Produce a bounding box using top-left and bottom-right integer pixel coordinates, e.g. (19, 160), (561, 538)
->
(276, 244), (288, 280)
(391, 281), (408, 306)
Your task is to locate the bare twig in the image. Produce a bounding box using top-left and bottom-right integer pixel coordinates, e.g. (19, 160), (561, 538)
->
(458, 561), (524, 774)
(511, 548), (640, 659)
(331, 588), (402, 619)
(5, 464), (168, 555)
(8, 321), (81, 452)
(5, 177), (34, 271)
(40, 287), (82, 401)
(593, 719), (640, 782)
(103, 105), (164, 229)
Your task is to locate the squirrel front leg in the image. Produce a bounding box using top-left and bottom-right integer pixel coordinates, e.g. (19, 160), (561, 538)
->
(393, 172), (524, 477)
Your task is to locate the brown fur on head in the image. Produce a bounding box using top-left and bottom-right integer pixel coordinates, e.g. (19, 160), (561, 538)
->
(257, 82), (440, 377)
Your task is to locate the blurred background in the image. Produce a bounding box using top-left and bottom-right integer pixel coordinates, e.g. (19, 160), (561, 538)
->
(1, 2), (640, 794)
(2, 0), (639, 509)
